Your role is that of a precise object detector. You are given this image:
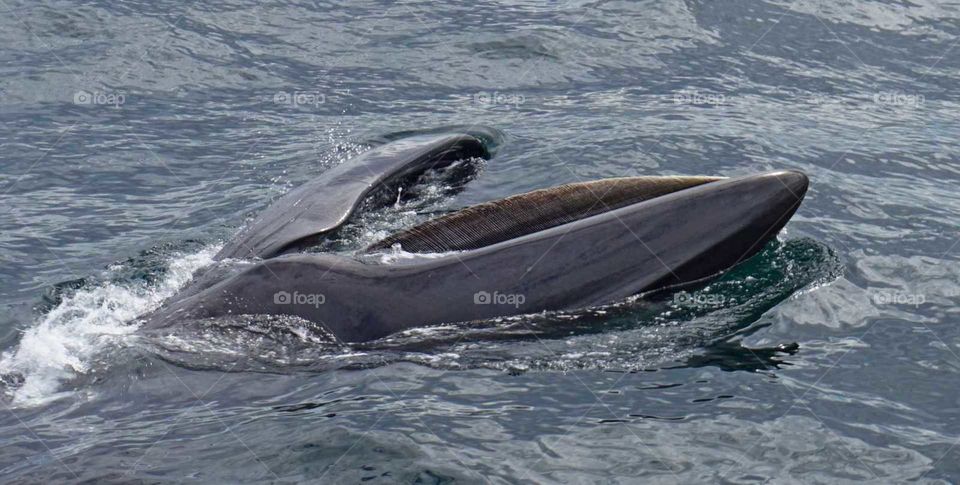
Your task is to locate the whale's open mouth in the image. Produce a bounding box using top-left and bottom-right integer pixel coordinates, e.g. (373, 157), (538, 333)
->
(145, 129), (811, 344)
(366, 176), (724, 253)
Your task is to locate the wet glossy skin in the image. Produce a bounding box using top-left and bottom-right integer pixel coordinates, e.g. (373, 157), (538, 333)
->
(214, 133), (490, 260)
(147, 170), (808, 342)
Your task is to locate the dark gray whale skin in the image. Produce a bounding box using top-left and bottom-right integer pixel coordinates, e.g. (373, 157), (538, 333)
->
(145, 170), (808, 343)
(214, 133), (491, 260)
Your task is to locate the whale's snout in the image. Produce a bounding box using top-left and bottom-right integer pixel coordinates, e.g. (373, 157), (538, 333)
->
(766, 169), (809, 201)
(643, 170), (809, 288)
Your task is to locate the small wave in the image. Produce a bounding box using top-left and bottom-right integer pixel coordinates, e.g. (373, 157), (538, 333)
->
(0, 246), (219, 405)
(367, 245), (457, 264)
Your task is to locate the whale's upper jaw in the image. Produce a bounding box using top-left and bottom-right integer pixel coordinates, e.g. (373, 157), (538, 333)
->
(636, 169), (809, 290)
(365, 175), (727, 254)
(365, 169), (809, 295)
(764, 169), (809, 201)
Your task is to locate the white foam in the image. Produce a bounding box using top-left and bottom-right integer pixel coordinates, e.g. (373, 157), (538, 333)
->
(371, 244), (457, 264)
(0, 246), (219, 405)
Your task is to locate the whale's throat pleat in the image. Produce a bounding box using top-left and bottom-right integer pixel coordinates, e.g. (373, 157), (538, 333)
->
(366, 175), (723, 253)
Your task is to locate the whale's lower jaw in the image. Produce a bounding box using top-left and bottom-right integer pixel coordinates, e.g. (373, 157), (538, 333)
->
(144, 170), (809, 343)
(213, 132), (493, 261)
(365, 175), (724, 254)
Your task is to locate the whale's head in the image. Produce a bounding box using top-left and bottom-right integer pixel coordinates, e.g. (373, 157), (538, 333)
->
(144, 170), (809, 343)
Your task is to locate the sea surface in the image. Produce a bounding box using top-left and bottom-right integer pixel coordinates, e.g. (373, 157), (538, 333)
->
(2, 0), (959, 483)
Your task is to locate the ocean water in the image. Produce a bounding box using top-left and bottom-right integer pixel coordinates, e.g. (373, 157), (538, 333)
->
(1, 0), (959, 482)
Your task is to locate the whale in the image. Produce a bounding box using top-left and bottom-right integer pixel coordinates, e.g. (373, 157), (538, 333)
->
(144, 130), (809, 343)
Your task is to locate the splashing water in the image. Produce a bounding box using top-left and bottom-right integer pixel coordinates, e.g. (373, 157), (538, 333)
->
(0, 246), (219, 404)
(0, 132), (485, 405)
